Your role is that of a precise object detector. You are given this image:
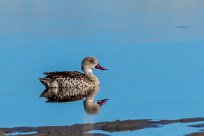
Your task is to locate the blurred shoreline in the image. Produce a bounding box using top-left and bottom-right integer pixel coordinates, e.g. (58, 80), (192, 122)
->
(1, 117), (204, 136)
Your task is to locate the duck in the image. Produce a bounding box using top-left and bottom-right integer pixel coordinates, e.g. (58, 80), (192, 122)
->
(39, 57), (107, 88)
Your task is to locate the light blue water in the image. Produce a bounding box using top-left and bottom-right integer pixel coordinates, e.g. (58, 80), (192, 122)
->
(0, 0), (204, 135)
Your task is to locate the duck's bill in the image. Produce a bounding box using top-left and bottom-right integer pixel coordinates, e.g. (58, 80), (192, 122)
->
(95, 64), (108, 70)
(97, 99), (109, 106)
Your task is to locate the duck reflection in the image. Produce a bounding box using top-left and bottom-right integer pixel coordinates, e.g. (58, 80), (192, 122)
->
(40, 85), (108, 114)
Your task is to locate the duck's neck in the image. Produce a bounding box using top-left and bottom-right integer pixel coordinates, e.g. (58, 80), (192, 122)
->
(84, 69), (100, 85)
(84, 69), (93, 75)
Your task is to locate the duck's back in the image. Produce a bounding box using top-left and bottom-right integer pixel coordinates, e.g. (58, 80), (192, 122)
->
(39, 71), (94, 88)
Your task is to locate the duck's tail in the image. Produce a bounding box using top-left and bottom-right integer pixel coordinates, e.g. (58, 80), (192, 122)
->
(38, 78), (52, 88)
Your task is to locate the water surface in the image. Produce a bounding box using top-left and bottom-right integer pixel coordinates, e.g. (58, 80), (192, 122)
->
(0, 0), (204, 135)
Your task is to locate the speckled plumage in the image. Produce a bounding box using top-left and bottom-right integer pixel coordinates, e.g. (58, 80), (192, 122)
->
(39, 71), (98, 88)
(40, 85), (99, 102)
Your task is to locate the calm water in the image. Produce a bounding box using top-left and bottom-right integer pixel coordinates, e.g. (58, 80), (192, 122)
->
(0, 0), (204, 135)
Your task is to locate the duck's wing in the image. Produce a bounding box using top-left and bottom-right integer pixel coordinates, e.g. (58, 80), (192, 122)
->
(44, 71), (77, 76)
(44, 71), (83, 78)
(43, 71), (93, 81)
(40, 71), (94, 87)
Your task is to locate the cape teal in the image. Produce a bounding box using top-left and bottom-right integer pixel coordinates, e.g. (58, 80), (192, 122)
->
(39, 57), (107, 88)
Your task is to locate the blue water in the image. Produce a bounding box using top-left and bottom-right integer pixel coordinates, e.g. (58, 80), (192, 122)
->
(0, 0), (204, 135)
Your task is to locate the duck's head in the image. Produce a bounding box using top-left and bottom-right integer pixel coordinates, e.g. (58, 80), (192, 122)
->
(81, 57), (107, 74)
(83, 99), (108, 115)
